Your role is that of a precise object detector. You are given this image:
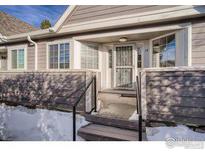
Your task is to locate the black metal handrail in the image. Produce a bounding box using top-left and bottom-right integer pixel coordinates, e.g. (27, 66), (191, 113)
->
(71, 75), (97, 141)
(136, 72), (142, 141)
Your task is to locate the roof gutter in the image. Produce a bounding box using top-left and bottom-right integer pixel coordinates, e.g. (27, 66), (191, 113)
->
(27, 35), (38, 71)
(2, 5), (204, 45)
(0, 6), (77, 44)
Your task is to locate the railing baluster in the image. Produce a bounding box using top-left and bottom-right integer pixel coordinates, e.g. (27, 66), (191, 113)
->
(139, 72), (142, 141)
(73, 106), (76, 141)
(72, 75), (97, 141)
(136, 73), (142, 141)
(94, 75), (97, 112)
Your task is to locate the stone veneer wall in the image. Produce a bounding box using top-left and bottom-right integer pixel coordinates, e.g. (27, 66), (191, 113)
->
(0, 71), (94, 112)
(141, 67), (205, 126)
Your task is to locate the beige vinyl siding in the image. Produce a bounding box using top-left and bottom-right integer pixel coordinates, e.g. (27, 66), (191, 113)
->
(64, 5), (178, 25)
(37, 41), (47, 70)
(192, 19), (205, 66)
(27, 45), (35, 70)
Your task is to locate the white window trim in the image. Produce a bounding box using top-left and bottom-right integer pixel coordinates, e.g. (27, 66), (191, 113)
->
(80, 42), (100, 71)
(149, 23), (192, 67)
(47, 39), (71, 70)
(7, 45), (27, 71)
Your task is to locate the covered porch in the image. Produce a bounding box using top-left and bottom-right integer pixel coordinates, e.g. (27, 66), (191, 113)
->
(73, 23), (192, 121)
(74, 23), (191, 91)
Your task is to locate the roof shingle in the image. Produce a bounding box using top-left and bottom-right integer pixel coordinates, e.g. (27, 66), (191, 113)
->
(0, 11), (38, 36)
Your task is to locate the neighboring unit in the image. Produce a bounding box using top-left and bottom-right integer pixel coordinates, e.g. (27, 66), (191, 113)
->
(0, 11), (38, 71)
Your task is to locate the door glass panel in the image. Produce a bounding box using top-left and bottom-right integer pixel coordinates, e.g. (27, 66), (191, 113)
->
(108, 50), (112, 68)
(116, 68), (132, 88)
(137, 47), (142, 68)
(116, 46), (132, 66)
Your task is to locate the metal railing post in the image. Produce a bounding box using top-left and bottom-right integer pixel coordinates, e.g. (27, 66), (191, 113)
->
(138, 115), (142, 141)
(73, 106), (76, 141)
(71, 75), (97, 141)
(139, 72), (142, 141)
(94, 75), (97, 112)
(136, 72), (142, 141)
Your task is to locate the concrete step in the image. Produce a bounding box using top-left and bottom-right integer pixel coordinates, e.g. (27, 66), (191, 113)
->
(98, 103), (136, 120)
(99, 89), (136, 95)
(85, 114), (145, 131)
(78, 123), (147, 141)
(97, 89), (137, 120)
(98, 92), (136, 108)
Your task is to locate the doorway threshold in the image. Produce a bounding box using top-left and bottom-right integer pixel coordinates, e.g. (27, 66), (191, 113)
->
(99, 89), (136, 96)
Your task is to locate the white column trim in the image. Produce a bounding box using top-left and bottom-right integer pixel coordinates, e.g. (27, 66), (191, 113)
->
(188, 24), (192, 66)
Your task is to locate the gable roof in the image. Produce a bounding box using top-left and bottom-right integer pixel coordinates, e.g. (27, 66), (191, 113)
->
(0, 11), (38, 36)
(58, 5), (205, 34)
(51, 5), (76, 32)
(1, 5), (205, 44)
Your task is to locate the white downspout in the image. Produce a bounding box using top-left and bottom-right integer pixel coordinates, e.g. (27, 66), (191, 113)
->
(0, 33), (7, 42)
(27, 36), (38, 71)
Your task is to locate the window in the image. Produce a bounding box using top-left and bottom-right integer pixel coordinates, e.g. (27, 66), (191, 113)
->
(108, 49), (112, 68)
(152, 34), (176, 67)
(48, 43), (70, 69)
(49, 44), (58, 69)
(81, 44), (98, 69)
(137, 47), (142, 68)
(11, 49), (25, 69)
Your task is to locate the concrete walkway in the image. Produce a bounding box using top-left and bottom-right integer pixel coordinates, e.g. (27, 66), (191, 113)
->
(98, 103), (136, 120)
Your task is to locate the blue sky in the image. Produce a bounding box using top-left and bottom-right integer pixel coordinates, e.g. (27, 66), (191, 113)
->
(0, 5), (68, 28)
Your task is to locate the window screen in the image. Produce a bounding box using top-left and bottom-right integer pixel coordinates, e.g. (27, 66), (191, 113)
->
(81, 44), (98, 69)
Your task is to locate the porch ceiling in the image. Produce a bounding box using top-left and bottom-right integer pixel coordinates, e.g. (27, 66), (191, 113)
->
(80, 30), (174, 43)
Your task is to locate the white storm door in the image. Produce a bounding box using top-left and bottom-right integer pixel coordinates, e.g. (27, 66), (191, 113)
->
(114, 45), (135, 89)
